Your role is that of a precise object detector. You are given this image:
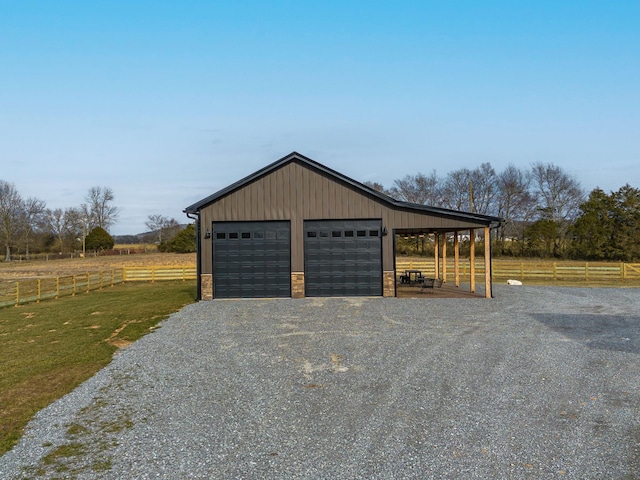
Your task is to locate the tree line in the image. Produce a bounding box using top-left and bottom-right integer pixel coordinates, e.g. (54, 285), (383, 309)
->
(365, 161), (640, 261)
(0, 182), (193, 261)
(3, 163), (638, 262)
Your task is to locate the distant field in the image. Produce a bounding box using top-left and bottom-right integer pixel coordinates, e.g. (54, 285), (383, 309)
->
(0, 252), (196, 282)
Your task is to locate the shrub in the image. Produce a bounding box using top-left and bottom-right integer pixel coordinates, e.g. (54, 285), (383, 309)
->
(85, 227), (115, 251)
(158, 224), (196, 253)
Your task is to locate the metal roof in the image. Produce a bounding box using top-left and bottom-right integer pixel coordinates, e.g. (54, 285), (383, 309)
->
(184, 151), (503, 227)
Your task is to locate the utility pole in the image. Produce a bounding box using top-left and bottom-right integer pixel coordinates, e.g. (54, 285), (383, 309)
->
(82, 217), (87, 257)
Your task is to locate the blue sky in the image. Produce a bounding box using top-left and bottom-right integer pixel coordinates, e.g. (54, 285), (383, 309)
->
(1, 1), (638, 235)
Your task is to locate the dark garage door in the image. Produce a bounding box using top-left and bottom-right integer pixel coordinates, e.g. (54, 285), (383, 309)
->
(212, 221), (291, 298)
(304, 219), (382, 297)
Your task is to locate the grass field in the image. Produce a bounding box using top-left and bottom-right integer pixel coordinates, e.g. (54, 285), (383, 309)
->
(0, 280), (196, 456)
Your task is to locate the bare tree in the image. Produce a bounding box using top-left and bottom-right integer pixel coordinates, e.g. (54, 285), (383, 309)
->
(163, 218), (181, 243)
(363, 181), (389, 195)
(145, 214), (181, 244)
(0, 180), (26, 260)
(529, 162), (584, 256)
(44, 207), (82, 253)
(530, 162), (584, 223)
(495, 164), (537, 251)
(85, 186), (119, 231)
(468, 163), (497, 215)
(390, 171), (442, 206)
(22, 197), (47, 257)
(442, 168), (472, 211)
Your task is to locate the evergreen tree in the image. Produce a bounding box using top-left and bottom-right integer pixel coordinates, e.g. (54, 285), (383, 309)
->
(85, 226), (114, 251)
(159, 224), (196, 253)
(612, 184), (640, 261)
(571, 189), (616, 260)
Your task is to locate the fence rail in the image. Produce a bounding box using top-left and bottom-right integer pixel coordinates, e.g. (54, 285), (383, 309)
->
(396, 259), (640, 283)
(0, 266), (196, 308)
(1, 248), (155, 263)
(123, 266), (197, 282)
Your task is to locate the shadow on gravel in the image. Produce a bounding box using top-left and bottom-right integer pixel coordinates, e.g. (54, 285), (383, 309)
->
(532, 313), (640, 354)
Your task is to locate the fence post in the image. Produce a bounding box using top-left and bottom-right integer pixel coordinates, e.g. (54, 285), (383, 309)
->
(520, 262), (524, 281)
(15, 282), (19, 307)
(37, 279), (41, 303)
(152, 267), (155, 283)
(621, 262), (625, 280)
(553, 262), (557, 281)
(585, 262), (589, 281)
(56, 277), (60, 299)
(72, 275), (76, 296)
(99, 271), (103, 290)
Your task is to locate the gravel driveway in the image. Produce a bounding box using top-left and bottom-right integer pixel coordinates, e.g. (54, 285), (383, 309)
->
(2, 285), (639, 479)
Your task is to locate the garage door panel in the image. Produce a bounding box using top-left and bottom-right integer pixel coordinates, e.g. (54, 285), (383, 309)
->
(304, 219), (382, 297)
(213, 221), (291, 298)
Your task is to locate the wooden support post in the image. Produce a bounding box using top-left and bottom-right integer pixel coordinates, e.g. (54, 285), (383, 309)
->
(434, 234), (440, 279)
(454, 232), (460, 287)
(469, 229), (475, 293)
(484, 226), (491, 298)
(442, 233), (447, 283)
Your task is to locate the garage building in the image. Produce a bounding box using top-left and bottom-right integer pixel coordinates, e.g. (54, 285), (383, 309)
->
(184, 152), (502, 300)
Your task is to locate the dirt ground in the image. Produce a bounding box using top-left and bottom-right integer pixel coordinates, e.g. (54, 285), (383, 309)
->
(0, 253), (196, 281)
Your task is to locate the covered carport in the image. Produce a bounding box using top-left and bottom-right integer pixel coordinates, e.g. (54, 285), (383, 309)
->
(394, 224), (495, 297)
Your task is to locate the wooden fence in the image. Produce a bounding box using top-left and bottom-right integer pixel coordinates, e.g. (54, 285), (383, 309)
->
(122, 266), (197, 282)
(2, 261), (638, 308)
(396, 259), (640, 283)
(0, 266), (197, 308)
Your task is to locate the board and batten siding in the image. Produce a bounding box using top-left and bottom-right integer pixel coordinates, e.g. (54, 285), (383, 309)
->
(198, 161), (489, 274)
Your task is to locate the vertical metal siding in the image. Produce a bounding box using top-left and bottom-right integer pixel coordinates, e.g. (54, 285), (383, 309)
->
(197, 161), (491, 275)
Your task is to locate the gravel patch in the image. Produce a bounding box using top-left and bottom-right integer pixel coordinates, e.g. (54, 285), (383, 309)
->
(2, 285), (639, 479)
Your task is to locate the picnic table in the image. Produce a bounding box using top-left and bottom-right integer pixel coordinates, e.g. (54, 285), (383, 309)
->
(400, 269), (424, 284)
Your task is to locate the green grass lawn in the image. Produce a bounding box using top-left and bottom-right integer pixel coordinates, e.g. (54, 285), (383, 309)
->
(0, 281), (196, 455)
